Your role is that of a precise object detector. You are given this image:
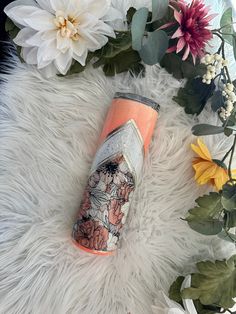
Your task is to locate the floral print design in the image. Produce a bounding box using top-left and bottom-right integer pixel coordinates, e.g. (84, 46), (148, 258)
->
(72, 155), (135, 252)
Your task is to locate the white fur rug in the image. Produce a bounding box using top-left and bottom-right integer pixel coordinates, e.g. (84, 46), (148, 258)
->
(0, 1), (236, 314)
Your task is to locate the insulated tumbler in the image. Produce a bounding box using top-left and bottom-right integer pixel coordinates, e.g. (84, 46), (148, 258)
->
(72, 92), (159, 255)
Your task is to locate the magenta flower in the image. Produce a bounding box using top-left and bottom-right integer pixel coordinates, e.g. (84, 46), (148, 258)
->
(166, 0), (215, 63)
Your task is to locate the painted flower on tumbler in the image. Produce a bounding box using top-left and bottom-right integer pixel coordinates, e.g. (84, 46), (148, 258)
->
(167, 0), (215, 62)
(191, 138), (236, 191)
(4, 0), (121, 76)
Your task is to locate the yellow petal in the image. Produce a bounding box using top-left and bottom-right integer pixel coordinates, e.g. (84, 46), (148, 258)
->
(212, 167), (229, 191)
(197, 138), (212, 160)
(191, 139), (212, 161)
(193, 161), (217, 185)
(231, 169), (236, 179)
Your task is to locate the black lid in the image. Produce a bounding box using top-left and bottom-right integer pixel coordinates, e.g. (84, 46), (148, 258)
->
(114, 92), (160, 112)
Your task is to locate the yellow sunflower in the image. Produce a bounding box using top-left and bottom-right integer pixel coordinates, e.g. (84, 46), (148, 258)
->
(191, 138), (235, 191)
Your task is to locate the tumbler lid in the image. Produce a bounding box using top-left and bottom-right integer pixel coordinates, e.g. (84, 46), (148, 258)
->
(114, 92), (160, 112)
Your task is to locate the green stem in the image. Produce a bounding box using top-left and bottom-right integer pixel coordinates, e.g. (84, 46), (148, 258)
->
(224, 228), (236, 243)
(219, 32), (235, 36)
(221, 146), (233, 162)
(228, 135), (236, 180)
(213, 22), (236, 32)
(212, 32), (232, 83)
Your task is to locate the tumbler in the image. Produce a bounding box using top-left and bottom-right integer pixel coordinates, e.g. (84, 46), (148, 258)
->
(72, 92), (159, 255)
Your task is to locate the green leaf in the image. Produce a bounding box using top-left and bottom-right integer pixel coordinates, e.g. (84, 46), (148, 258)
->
(210, 90), (224, 112)
(188, 193), (223, 219)
(173, 78), (216, 115)
(222, 183), (236, 211)
(169, 276), (185, 305)
(224, 111), (236, 136)
(131, 7), (149, 51)
(5, 17), (20, 39)
(186, 219), (223, 235)
(186, 193), (224, 235)
(96, 32), (132, 59)
(225, 210), (236, 228)
(64, 53), (93, 76)
(94, 48), (143, 77)
(160, 53), (206, 79)
(160, 53), (184, 79)
(192, 124), (224, 136)
(139, 30), (169, 65)
(146, 6), (175, 32)
(193, 300), (221, 314)
(220, 8), (233, 45)
(126, 7), (137, 25)
(182, 255), (236, 309)
(152, 0), (169, 21)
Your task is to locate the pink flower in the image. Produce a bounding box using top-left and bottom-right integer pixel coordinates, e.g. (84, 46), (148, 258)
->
(166, 0), (215, 62)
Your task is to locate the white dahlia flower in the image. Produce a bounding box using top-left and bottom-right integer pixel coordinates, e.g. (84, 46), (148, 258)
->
(5, 0), (122, 76)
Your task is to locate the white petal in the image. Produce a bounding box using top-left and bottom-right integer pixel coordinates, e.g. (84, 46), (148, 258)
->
(72, 39), (86, 56)
(35, 0), (54, 12)
(4, 5), (40, 28)
(87, 0), (111, 18)
(72, 49), (87, 66)
(56, 31), (71, 53)
(65, 0), (85, 16)
(4, 0), (38, 14)
(96, 20), (115, 37)
(55, 50), (73, 74)
(37, 39), (59, 68)
(50, 0), (66, 12)
(41, 30), (57, 41)
(21, 46), (38, 64)
(13, 28), (37, 47)
(103, 7), (123, 22)
(26, 31), (45, 46)
(24, 10), (55, 31)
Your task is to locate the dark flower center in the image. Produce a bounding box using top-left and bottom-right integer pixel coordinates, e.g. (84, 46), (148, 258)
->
(104, 162), (118, 174)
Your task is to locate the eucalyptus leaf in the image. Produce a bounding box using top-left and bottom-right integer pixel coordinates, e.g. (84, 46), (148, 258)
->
(192, 124), (224, 136)
(139, 30), (169, 65)
(222, 183), (236, 211)
(220, 8), (233, 45)
(169, 276), (185, 305)
(152, 0), (169, 21)
(210, 90), (224, 112)
(173, 78), (216, 115)
(182, 255), (236, 309)
(131, 7), (149, 51)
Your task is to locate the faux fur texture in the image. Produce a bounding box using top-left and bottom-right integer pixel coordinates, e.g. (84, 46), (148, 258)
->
(0, 1), (236, 314)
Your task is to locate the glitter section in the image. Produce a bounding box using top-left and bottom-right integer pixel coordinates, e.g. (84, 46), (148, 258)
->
(91, 120), (144, 181)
